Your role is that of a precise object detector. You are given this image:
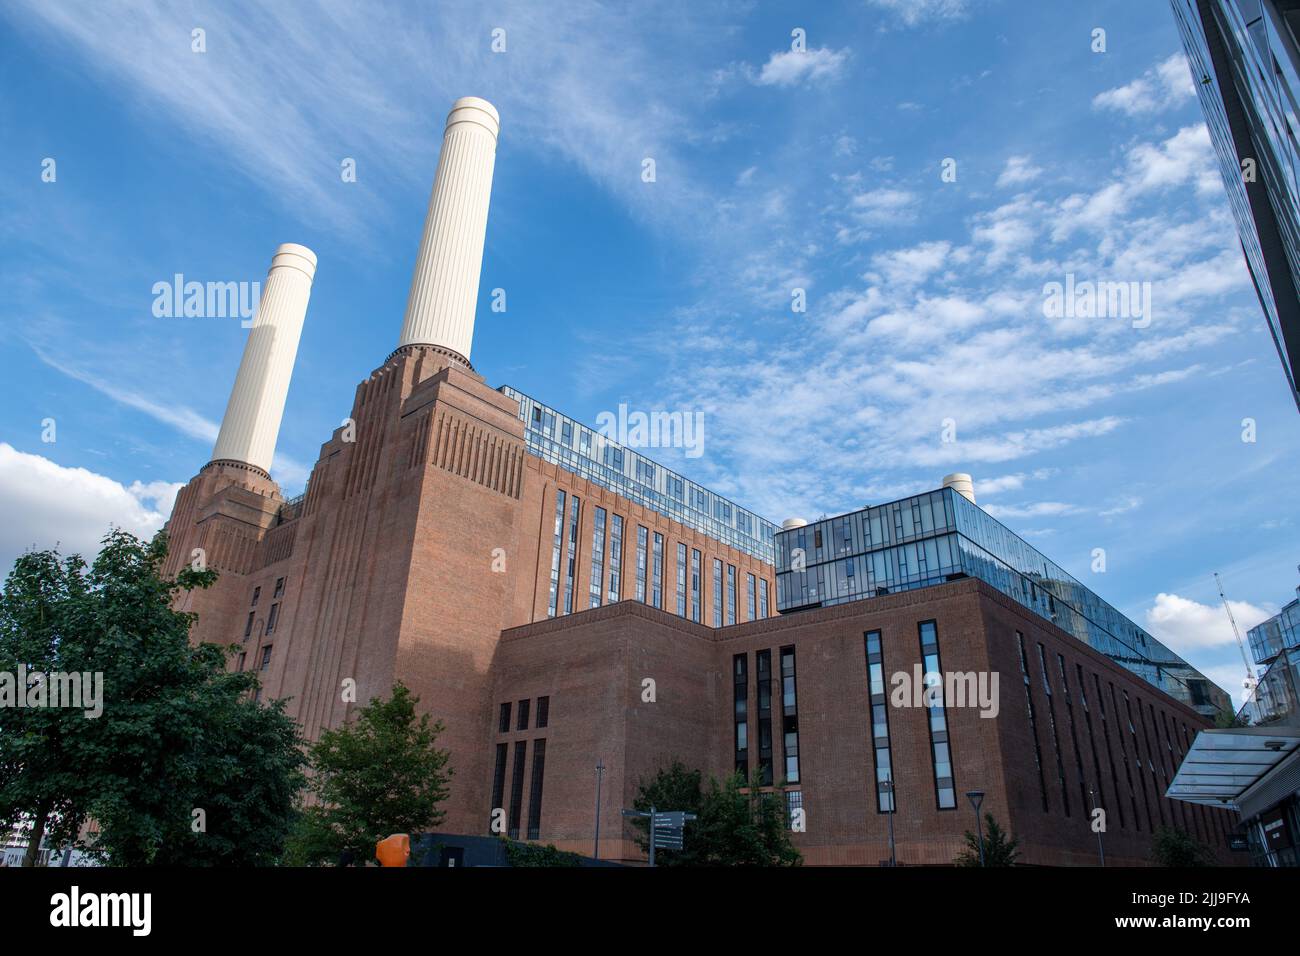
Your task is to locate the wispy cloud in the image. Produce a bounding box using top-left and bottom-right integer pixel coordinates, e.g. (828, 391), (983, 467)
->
(753, 47), (851, 87)
(1093, 53), (1195, 116)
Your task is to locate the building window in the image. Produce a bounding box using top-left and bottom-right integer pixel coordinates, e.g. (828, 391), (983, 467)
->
(759, 579), (769, 619)
(237, 652), (246, 672)
(244, 611), (255, 640)
(733, 653), (749, 777)
(676, 543), (688, 617)
(713, 559), (723, 627)
(1037, 643), (1069, 817)
(536, 696), (549, 729)
(726, 564), (737, 625)
(266, 603), (279, 634)
(781, 647), (800, 784)
(652, 533), (664, 609)
(919, 621), (955, 808)
(691, 549), (702, 623)
(547, 490), (566, 618)
(498, 702), (512, 733)
(251, 586), (261, 607)
(590, 507), (607, 609)
(785, 789), (803, 830)
(636, 526), (649, 603)
(757, 649), (774, 786)
(526, 739), (547, 841)
(866, 630), (896, 812)
(747, 573), (757, 621)
(1110, 681), (1145, 831)
(508, 741), (527, 838)
(490, 743), (508, 827)
(562, 495), (581, 615)
(274, 577), (285, 598)
(517, 699), (530, 732)
(608, 514), (624, 603)
(260, 645), (272, 671)
(1017, 633), (1049, 813)
(1058, 654), (1090, 814)
(1090, 671), (1125, 830)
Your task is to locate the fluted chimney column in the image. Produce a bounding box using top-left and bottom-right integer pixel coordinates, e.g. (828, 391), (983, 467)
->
(210, 243), (317, 475)
(397, 96), (500, 362)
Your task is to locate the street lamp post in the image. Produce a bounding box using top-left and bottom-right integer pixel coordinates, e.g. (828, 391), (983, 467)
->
(966, 790), (986, 867)
(593, 759), (605, 860)
(882, 775), (897, 867)
(1090, 787), (1105, 867)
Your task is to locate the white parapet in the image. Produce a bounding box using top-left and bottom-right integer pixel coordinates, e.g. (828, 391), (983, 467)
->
(397, 96), (500, 361)
(211, 243), (317, 474)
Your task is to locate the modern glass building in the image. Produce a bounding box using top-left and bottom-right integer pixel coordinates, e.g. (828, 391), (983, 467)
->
(1247, 587), (1300, 664)
(773, 486), (1231, 716)
(1171, 0), (1300, 411)
(499, 385), (778, 562)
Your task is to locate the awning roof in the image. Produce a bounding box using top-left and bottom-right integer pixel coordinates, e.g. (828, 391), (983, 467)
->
(1166, 726), (1300, 808)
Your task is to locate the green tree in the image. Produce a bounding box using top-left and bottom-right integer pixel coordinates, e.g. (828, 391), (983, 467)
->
(631, 762), (801, 867)
(0, 530), (306, 866)
(285, 682), (451, 865)
(955, 813), (1021, 866)
(1150, 825), (1214, 867)
(1214, 707), (1250, 729)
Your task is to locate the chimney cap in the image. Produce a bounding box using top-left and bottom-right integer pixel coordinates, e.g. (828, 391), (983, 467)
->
(942, 472), (976, 504)
(447, 97), (500, 139)
(781, 518), (808, 530)
(271, 243), (318, 281)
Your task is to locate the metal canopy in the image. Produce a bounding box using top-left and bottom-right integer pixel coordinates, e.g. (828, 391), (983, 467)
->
(1166, 726), (1300, 808)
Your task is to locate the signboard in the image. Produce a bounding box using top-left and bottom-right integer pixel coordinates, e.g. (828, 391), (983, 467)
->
(1226, 834), (1249, 852)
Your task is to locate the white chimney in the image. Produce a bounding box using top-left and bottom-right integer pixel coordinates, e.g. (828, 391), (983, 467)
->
(397, 96), (500, 362)
(210, 243), (317, 475)
(942, 472), (976, 504)
(782, 518), (809, 530)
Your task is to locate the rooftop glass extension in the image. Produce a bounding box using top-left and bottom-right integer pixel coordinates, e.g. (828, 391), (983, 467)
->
(773, 486), (1231, 716)
(499, 386), (778, 563)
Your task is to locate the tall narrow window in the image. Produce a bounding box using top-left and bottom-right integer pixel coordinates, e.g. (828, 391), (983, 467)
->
(747, 573), (757, 621)
(536, 696), (549, 729)
(562, 495), (580, 614)
(251, 586), (261, 607)
(547, 490), (566, 617)
(780, 647), (800, 784)
(726, 564), (737, 625)
(1108, 680), (1143, 831)
(733, 654), (749, 776)
(1017, 633), (1049, 812)
(635, 526), (648, 603)
(866, 630), (896, 812)
(920, 622), (955, 808)
(690, 549), (701, 623)
(266, 603), (279, 634)
(517, 699), (530, 732)
(759, 579), (769, 619)
(490, 743), (508, 827)
(1137, 700), (1167, 827)
(1057, 654), (1089, 813)
(498, 702), (511, 733)
(713, 559), (723, 627)
(526, 739), (547, 841)
(1037, 643), (1069, 816)
(1076, 664), (1112, 827)
(676, 543), (687, 616)
(1121, 688), (1153, 830)
(1091, 671), (1125, 829)
(508, 741), (527, 839)
(607, 514), (624, 602)
(652, 532), (664, 608)
(590, 507), (607, 608)
(756, 649), (773, 786)
(244, 611), (254, 640)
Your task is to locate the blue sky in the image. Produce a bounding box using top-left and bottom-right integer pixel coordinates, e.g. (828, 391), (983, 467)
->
(1, 0), (1297, 704)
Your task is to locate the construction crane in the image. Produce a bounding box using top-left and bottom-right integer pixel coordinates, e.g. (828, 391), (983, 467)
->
(1214, 572), (1257, 702)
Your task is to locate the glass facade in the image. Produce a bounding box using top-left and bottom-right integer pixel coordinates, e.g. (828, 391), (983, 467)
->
(1171, 0), (1300, 410)
(775, 486), (1230, 715)
(1247, 593), (1300, 664)
(500, 386), (780, 560)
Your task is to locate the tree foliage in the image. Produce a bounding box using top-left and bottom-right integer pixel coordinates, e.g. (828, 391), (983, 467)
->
(0, 530), (306, 866)
(955, 813), (1021, 866)
(631, 761), (801, 867)
(284, 682), (451, 866)
(1150, 825), (1215, 867)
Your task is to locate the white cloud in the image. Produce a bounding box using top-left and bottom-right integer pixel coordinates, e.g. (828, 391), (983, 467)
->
(866, 0), (972, 27)
(1093, 53), (1195, 116)
(983, 500), (1084, 519)
(869, 240), (952, 287)
(976, 469), (1055, 496)
(997, 154), (1042, 188)
(0, 443), (182, 575)
(1144, 592), (1272, 652)
(754, 47), (850, 87)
